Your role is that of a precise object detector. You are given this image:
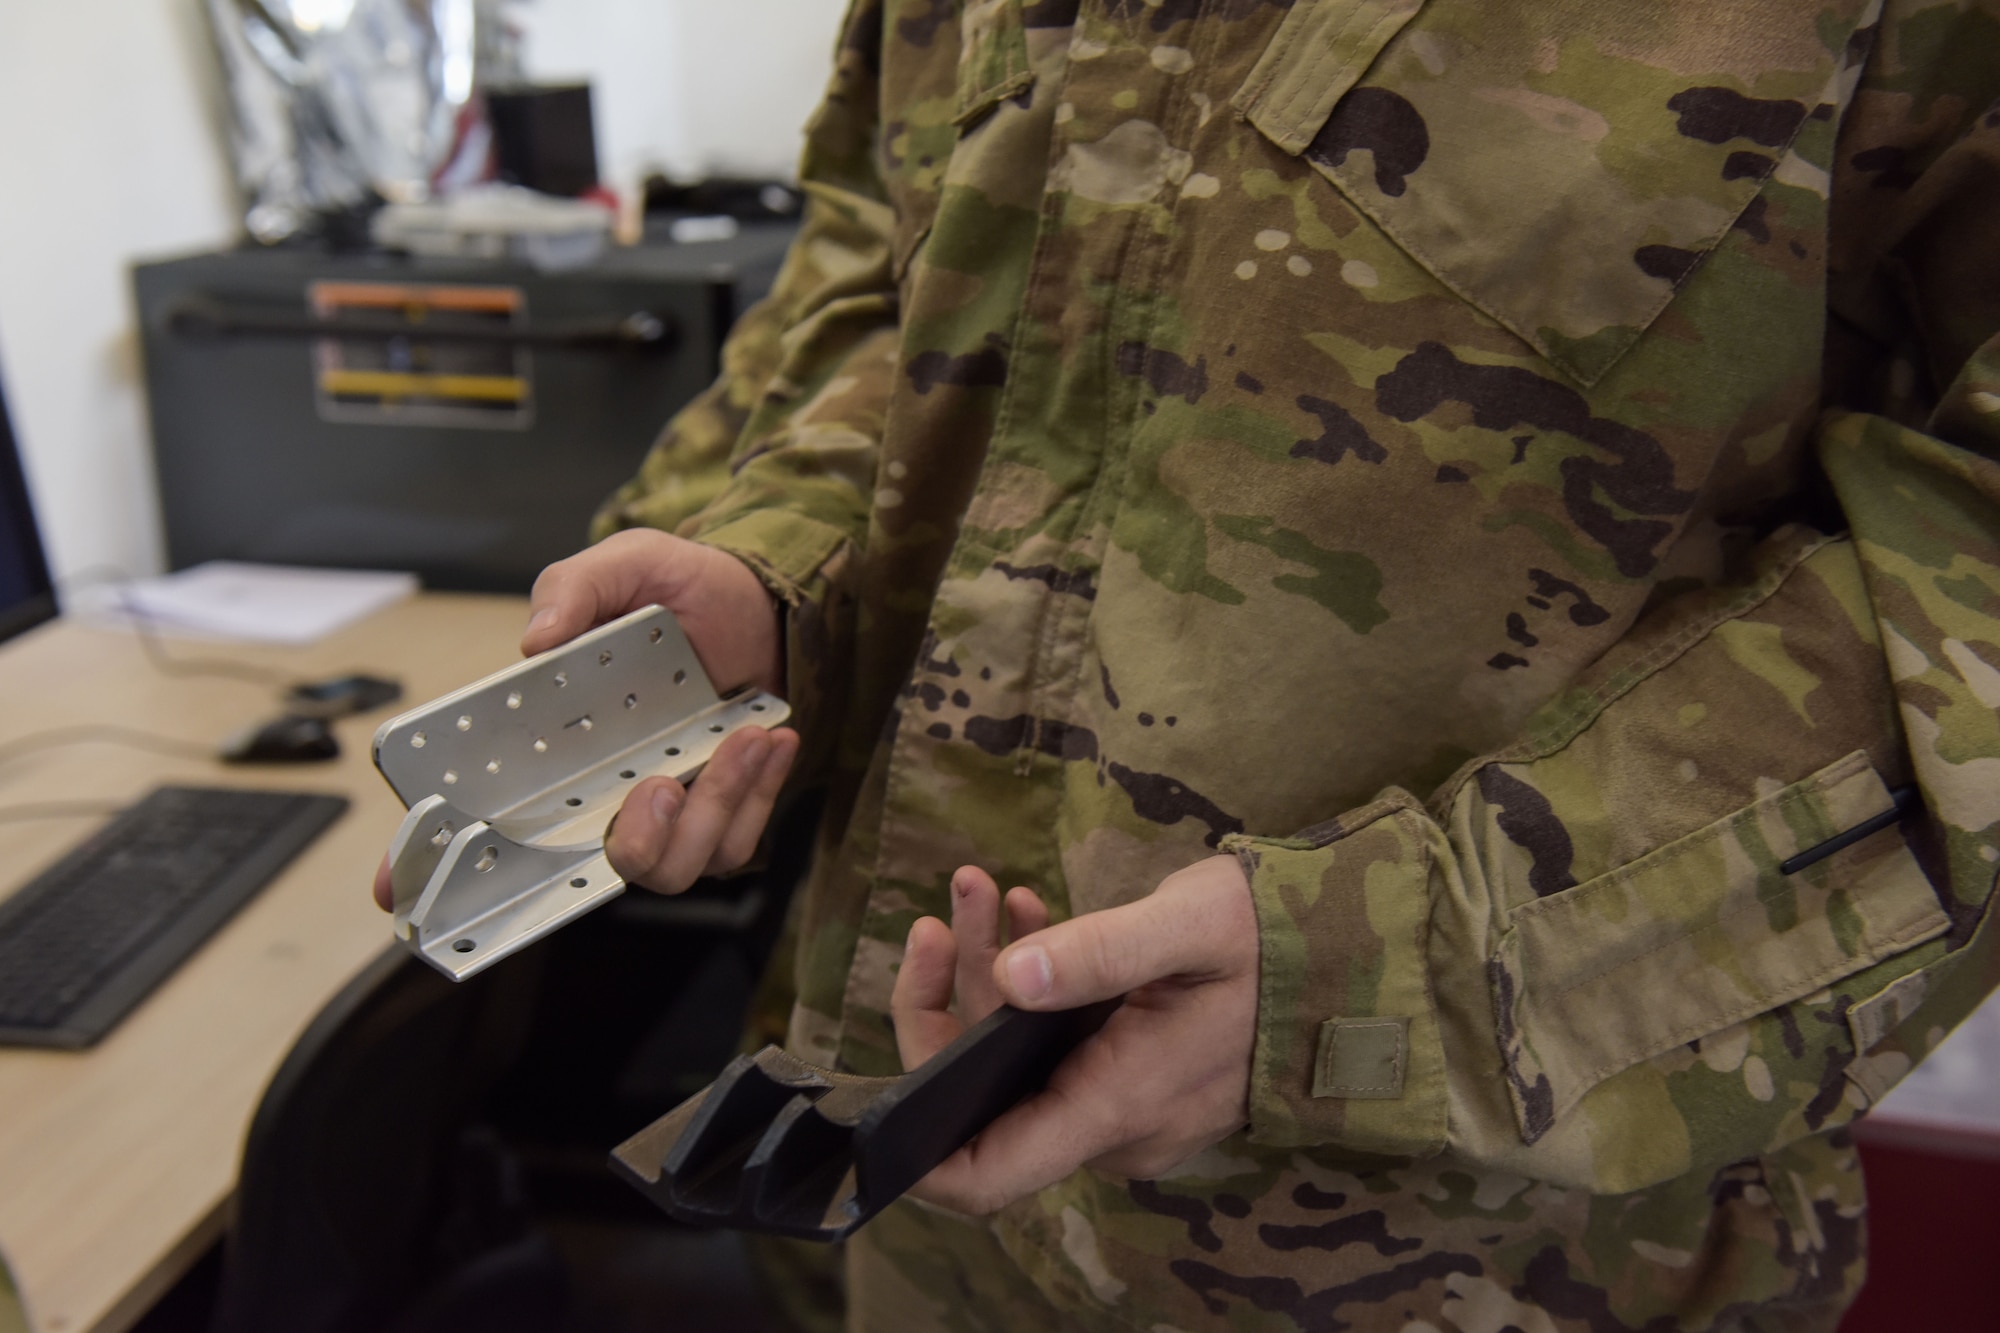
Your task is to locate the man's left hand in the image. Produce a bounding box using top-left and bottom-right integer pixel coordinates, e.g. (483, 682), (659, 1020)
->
(889, 855), (1259, 1215)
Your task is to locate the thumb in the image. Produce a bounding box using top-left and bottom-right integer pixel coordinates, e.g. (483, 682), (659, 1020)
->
(992, 894), (1204, 1010)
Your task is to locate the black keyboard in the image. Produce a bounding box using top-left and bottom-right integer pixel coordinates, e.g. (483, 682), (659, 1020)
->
(0, 786), (348, 1048)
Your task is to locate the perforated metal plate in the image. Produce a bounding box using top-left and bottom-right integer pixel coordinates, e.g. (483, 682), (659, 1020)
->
(373, 605), (789, 979)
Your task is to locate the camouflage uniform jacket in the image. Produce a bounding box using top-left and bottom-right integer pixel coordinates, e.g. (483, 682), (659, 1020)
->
(597, 0), (2000, 1328)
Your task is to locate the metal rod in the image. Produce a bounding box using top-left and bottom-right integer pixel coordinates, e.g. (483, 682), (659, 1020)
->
(1780, 785), (1920, 875)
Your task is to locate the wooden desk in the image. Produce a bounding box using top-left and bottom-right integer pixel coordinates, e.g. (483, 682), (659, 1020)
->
(0, 593), (530, 1333)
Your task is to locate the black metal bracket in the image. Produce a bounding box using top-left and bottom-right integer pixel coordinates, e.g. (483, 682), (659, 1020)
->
(609, 1000), (1117, 1241)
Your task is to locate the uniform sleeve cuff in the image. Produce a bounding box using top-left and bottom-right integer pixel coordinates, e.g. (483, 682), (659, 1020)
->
(694, 508), (858, 790)
(693, 508), (851, 605)
(1223, 793), (1449, 1157)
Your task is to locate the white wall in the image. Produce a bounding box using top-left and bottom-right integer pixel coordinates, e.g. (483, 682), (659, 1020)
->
(0, 0), (847, 589)
(516, 0), (847, 190)
(0, 0), (239, 586)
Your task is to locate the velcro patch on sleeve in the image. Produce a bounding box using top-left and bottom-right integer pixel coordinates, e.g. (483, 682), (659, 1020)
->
(1313, 1016), (1410, 1100)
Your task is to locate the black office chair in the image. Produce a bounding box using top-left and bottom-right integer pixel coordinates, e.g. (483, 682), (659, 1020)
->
(209, 944), (556, 1333)
(209, 793), (822, 1333)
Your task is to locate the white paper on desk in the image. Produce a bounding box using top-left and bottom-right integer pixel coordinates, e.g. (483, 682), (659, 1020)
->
(110, 562), (420, 646)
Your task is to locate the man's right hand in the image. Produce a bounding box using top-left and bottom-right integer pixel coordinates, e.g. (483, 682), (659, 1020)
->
(371, 529), (799, 910)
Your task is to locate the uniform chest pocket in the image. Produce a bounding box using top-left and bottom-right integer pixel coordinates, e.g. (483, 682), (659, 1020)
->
(1231, 0), (1879, 386)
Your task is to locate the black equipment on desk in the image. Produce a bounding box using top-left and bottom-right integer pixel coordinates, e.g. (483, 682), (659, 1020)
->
(133, 225), (796, 593)
(0, 786), (348, 1048)
(488, 84), (600, 198)
(0, 369), (55, 644)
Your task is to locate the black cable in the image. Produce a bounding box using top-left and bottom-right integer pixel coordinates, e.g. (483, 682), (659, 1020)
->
(10, 572), (396, 783)
(0, 724), (214, 773)
(0, 800), (125, 825)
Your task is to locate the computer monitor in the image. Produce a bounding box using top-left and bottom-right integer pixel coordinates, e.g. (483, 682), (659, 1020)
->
(0, 373), (56, 642)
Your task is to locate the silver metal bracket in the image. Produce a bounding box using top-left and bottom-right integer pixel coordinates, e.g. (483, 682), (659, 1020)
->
(373, 605), (790, 980)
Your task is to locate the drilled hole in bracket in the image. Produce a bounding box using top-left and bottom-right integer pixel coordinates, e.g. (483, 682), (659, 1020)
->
(430, 821), (456, 848)
(663, 746), (681, 757)
(673, 669), (687, 685)
(570, 877), (588, 888)
(456, 715), (473, 731)
(564, 797), (583, 807)
(751, 703), (766, 712)
(533, 738), (548, 753)
(625, 693), (639, 709)
(443, 770), (459, 785)
(648, 628), (663, 643)
(485, 759), (501, 774)
(599, 650), (614, 666)
(474, 846), (498, 872)
(410, 732), (427, 749)
(554, 672), (568, 688)
(453, 939), (476, 953)
(708, 723), (725, 733)
(619, 770), (636, 779)
(506, 692), (522, 710)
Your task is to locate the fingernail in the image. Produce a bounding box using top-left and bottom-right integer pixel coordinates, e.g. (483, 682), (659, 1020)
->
(651, 786), (680, 825)
(1005, 946), (1052, 1002)
(527, 608), (557, 636)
